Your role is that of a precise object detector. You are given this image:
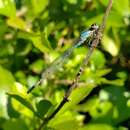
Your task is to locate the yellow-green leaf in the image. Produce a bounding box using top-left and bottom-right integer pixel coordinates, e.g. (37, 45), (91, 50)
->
(31, 0), (48, 15)
(7, 17), (31, 32)
(102, 35), (119, 56)
(0, 0), (16, 17)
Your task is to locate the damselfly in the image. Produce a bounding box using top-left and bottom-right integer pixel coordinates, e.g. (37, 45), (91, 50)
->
(27, 24), (99, 93)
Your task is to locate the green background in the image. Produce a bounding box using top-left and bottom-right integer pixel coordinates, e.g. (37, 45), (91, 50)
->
(0, 0), (130, 130)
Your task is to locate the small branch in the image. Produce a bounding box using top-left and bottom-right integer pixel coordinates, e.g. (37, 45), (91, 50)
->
(37, 0), (113, 129)
(99, 0), (113, 33)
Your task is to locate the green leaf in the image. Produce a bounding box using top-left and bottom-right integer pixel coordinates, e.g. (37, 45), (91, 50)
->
(0, 19), (8, 37)
(49, 112), (79, 130)
(102, 86), (130, 124)
(113, 0), (130, 16)
(76, 97), (97, 112)
(36, 99), (52, 118)
(116, 71), (128, 80)
(31, 35), (51, 53)
(84, 14), (102, 26)
(44, 126), (57, 130)
(67, 0), (78, 4)
(31, 0), (48, 15)
(3, 119), (28, 130)
(29, 59), (45, 73)
(91, 50), (106, 69)
(79, 124), (115, 130)
(107, 11), (125, 27)
(56, 83), (95, 116)
(102, 35), (119, 56)
(7, 17), (30, 31)
(7, 93), (36, 113)
(95, 69), (111, 77)
(18, 31), (51, 53)
(0, 66), (15, 117)
(102, 78), (125, 86)
(0, 0), (16, 17)
(98, 0), (109, 6)
(89, 100), (113, 118)
(0, 65), (15, 90)
(7, 97), (20, 118)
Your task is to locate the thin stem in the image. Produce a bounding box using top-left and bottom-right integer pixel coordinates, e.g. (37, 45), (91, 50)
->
(64, 47), (94, 99)
(99, 0), (113, 33)
(37, 48), (94, 130)
(37, 0), (113, 130)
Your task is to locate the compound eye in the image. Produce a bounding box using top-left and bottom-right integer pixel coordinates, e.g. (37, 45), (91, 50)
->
(91, 23), (96, 26)
(91, 23), (96, 27)
(91, 23), (99, 30)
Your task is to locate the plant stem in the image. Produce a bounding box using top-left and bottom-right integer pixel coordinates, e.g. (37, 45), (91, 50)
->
(37, 0), (113, 129)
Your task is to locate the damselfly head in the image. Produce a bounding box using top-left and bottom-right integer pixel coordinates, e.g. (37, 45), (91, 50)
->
(80, 23), (99, 43)
(89, 23), (99, 31)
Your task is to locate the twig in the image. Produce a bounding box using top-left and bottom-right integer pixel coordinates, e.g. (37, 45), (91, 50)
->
(99, 0), (113, 33)
(37, 0), (113, 129)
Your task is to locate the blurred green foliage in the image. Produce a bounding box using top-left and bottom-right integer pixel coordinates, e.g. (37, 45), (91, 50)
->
(0, 0), (130, 130)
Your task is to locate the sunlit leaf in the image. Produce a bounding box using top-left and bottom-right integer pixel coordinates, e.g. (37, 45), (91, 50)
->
(0, 66), (15, 117)
(107, 11), (125, 27)
(102, 35), (119, 56)
(7, 97), (20, 118)
(17, 31), (51, 53)
(0, 0), (16, 17)
(29, 59), (45, 73)
(7, 17), (31, 32)
(66, 0), (78, 4)
(55, 83), (95, 116)
(91, 49), (106, 69)
(31, 0), (48, 15)
(113, 0), (130, 16)
(12, 82), (27, 97)
(89, 100), (113, 118)
(7, 93), (36, 113)
(95, 69), (111, 77)
(31, 35), (51, 53)
(76, 97), (98, 112)
(79, 124), (115, 130)
(116, 71), (128, 80)
(49, 112), (79, 130)
(102, 78), (125, 86)
(0, 65), (15, 90)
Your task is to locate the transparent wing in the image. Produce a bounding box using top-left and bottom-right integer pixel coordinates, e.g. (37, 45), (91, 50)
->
(27, 30), (93, 93)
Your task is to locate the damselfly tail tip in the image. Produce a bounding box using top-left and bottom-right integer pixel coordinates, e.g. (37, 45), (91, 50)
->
(27, 85), (35, 94)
